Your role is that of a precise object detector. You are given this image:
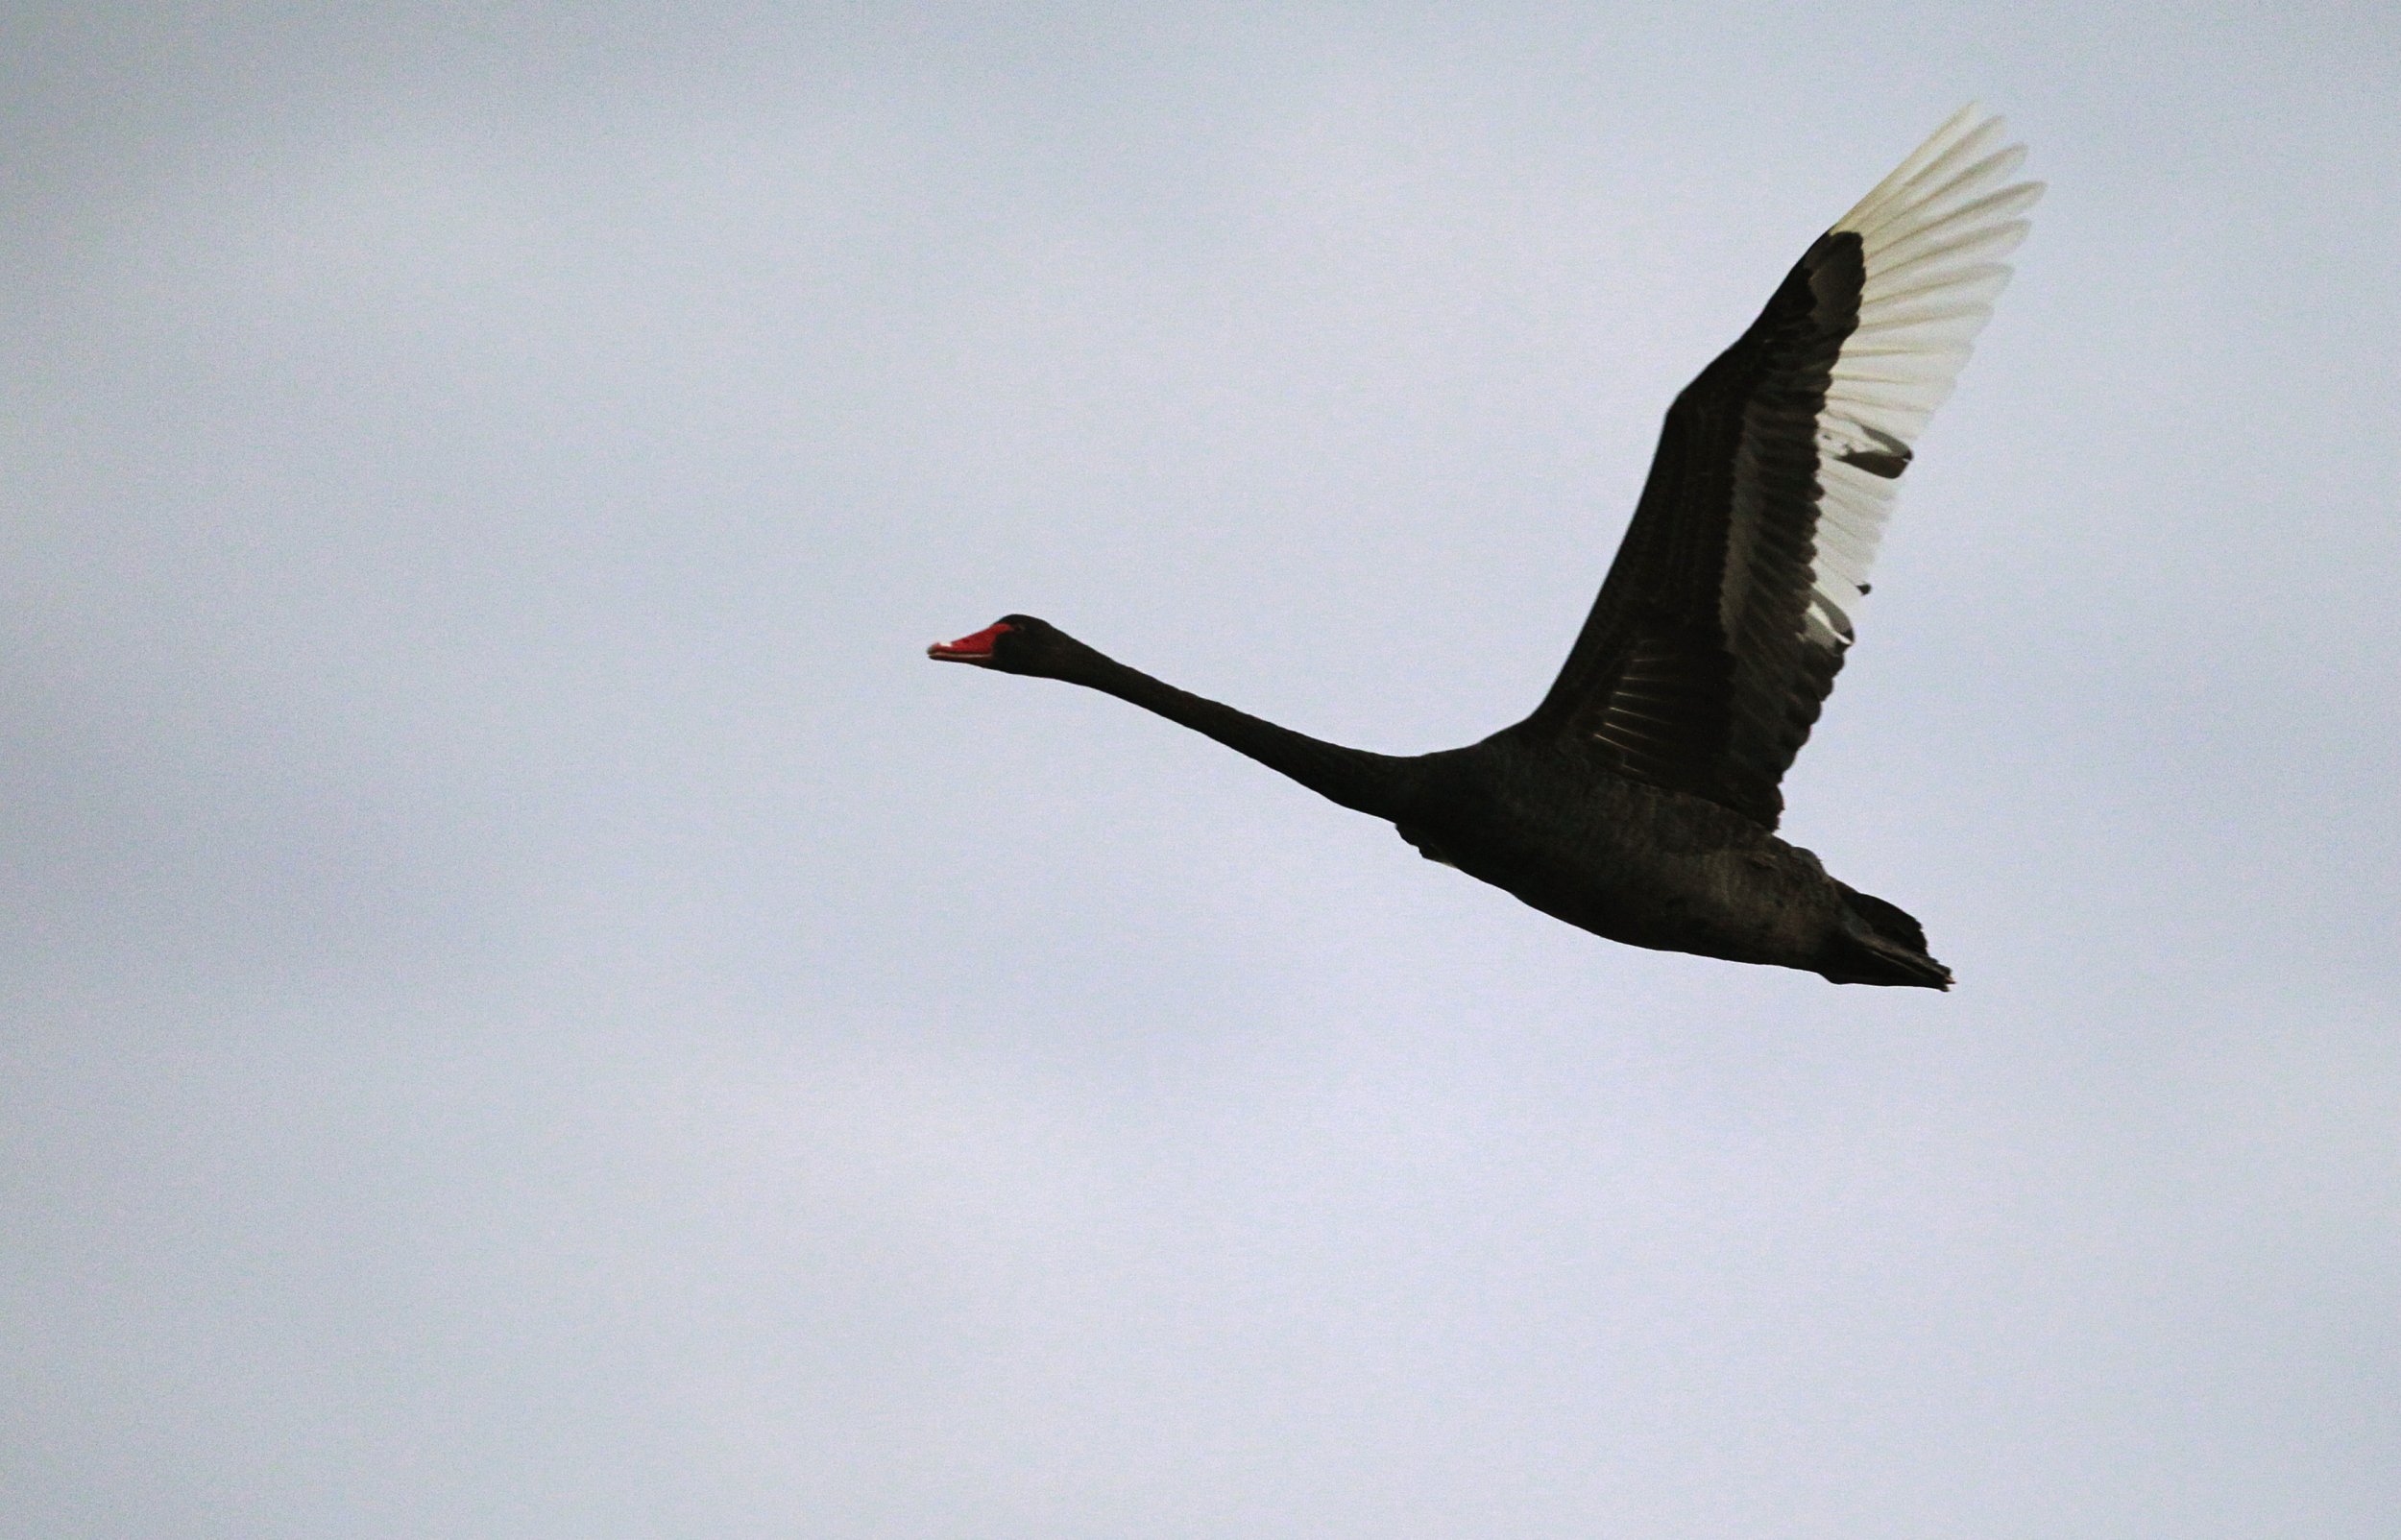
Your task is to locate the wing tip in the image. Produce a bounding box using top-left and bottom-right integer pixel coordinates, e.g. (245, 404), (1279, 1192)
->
(1833, 105), (2037, 241)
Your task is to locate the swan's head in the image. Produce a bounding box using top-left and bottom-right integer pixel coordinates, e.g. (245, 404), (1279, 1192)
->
(926, 614), (1075, 675)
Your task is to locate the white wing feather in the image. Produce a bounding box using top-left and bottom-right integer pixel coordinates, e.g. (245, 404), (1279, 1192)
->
(1800, 105), (2043, 649)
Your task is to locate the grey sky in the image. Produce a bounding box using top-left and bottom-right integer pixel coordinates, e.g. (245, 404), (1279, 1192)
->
(5, 4), (2397, 1536)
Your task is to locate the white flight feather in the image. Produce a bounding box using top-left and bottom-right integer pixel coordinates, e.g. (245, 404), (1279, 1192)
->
(1796, 105), (2043, 648)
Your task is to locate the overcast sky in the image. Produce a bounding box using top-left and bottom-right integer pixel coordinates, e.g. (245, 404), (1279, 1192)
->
(4, 4), (2397, 1537)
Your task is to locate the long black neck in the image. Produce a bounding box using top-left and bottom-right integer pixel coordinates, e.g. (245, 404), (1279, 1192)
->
(1058, 646), (1419, 823)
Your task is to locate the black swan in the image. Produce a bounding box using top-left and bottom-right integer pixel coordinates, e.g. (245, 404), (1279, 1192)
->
(931, 106), (2040, 987)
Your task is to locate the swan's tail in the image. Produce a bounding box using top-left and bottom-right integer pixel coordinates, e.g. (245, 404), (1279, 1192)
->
(1819, 885), (1952, 989)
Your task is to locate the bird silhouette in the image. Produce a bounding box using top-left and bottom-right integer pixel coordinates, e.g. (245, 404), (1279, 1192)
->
(933, 106), (2041, 987)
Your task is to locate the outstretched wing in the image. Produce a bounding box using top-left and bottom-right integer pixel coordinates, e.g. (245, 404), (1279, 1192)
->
(1522, 105), (2041, 829)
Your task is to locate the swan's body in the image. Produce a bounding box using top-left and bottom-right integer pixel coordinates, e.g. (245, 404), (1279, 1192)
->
(932, 108), (2042, 988)
(1400, 743), (1945, 986)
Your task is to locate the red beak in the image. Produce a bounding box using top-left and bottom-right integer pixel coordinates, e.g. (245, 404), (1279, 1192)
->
(927, 621), (1012, 662)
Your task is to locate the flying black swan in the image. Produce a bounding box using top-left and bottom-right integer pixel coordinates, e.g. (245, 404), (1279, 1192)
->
(931, 106), (2040, 987)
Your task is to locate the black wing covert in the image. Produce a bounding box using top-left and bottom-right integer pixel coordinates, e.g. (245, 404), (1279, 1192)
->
(1522, 106), (2042, 830)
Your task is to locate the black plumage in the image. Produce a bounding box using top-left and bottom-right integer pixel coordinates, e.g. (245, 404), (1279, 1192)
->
(931, 108), (2042, 987)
